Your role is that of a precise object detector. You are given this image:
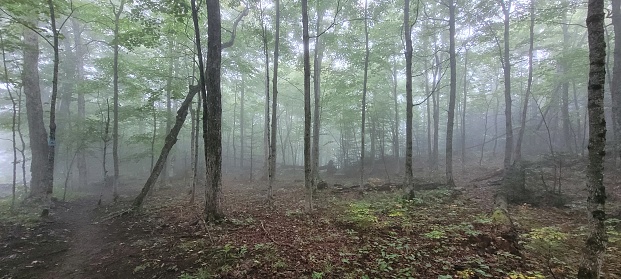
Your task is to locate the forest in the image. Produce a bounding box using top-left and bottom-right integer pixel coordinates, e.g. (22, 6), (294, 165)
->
(0, 0), (618, 278)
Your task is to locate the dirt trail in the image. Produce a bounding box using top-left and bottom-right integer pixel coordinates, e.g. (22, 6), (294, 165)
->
(42, 199), (111, 279)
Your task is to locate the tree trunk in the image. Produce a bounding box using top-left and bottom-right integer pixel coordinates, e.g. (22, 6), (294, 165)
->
(561, 12), (573, 154)
(404, 0), (414, 197)
(360, 0), (370, 186)
(268, 0), (281, 202)
(445, 0), (456, 187)
(240, 73), (245, 168)
(432, 51), (440, 170)
(480, 98), (491, 166)
(578, 1), (607, 277)
(45, 0), (60, 200)
(112, 0), (126, 202)
(132, 86), (199, 209)
(22, 23), (49, 201)
(612, 0), (621, 167)
(515, 0), (535, 163)
(500, 0), (514, 170)
(150, 99), (157, 171)
(461, 48), (469, 171)
(302, 0), (313, 211)
(73, 19), (88, 188)
(311, 5), (325, 187)
(204, 0), (223, 222)
(161, 39), (174, 188)
(391, 59), (400, 171)
(1, 31), (18, 208)
(261, 3), (270, 181)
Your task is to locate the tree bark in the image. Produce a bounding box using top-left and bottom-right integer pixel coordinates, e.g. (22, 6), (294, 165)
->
(268, 0), (281, 202)
(112, 0), (126, 202)
(22, 23), (49, 201)
(1, 31), (18, 208)
(132, 87), (199, 209)
(311, 4), (325, 187)
(261, 2), (270, 181)
(445, 0), (457, 187)
(578, 1), (607, 277)
(360, 0), (370, 186)
(500, 0), (514, 170)
(391, 59), (400, 170)
(302, 0), (313, 211)
(46, 0), (60, 199)
(161, 39), (174, 188)
(404, 0), (414, 197)
(204, 0), (223, 222)
(612, 0), (621, 167)
(240, 73), (245, 168)
(461, 48), (469, 171)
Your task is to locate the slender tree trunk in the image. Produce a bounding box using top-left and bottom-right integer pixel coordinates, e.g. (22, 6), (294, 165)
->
(500, 0), (514, 170)
(240, 73), (245, 168)
(268, 0), (281, 202)
(261, 3), (270, 181)
(445, 0), (457, 187)
(493, 94), (499, 157)
(73, 19), (87, 188)
(189, 98), (196, 203)
(480, 98), (491, 165)
(132, 87), (199, 209)
(98, 99), (110, 205)
(360, 0), (370, 186)
(112, 0), (126, 202)
(311, 5), (325, 187)
(22, 22), (49, 201)
(1, 31), (18, 209)
(515, 0), (535, 162)
(150, 100), (157, 171)
(461, 48), (469, 171)
(45, 0), (60, 201)
(612, 0), (621, 167)
(161, 39), (174, 188)
(432, 51), (440, 170)
(578, 1), (607, 277)
(204, 0), (223, 222)
(391, 59), (400, 171)
(18, 89), (27, 194)
(302, 0), (313, 211)
(561, 12), (573, 154)
(404, 0), (414, 197)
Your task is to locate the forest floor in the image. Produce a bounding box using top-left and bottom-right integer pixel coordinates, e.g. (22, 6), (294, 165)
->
(1, 163), (621, 279)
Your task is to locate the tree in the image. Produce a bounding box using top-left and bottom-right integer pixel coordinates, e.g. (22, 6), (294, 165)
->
(445, 0), (456, 187)
(499, 0), (513, 170)
(302, 0), (313, 210)
(1, 30), (18, 208)
(204, 0), (223, 222)
(360, 0), (370, 186)
(268, 0), (281, 202)
(72, 18), (88, 189)
(22, 22), (49, 202)
(45, 0), (60, 202)
(577, 1), (607, 277)
(612, 0), (621, 167)
(111, 0), (126, 202)
(403, 0), (414, 198)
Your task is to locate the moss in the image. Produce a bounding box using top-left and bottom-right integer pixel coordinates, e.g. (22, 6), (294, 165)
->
(492, 209), (511, 226)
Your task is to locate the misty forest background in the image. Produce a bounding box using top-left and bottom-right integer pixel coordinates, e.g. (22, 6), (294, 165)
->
(0, 0), (619, 278)
(0, 0), (605, 200)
